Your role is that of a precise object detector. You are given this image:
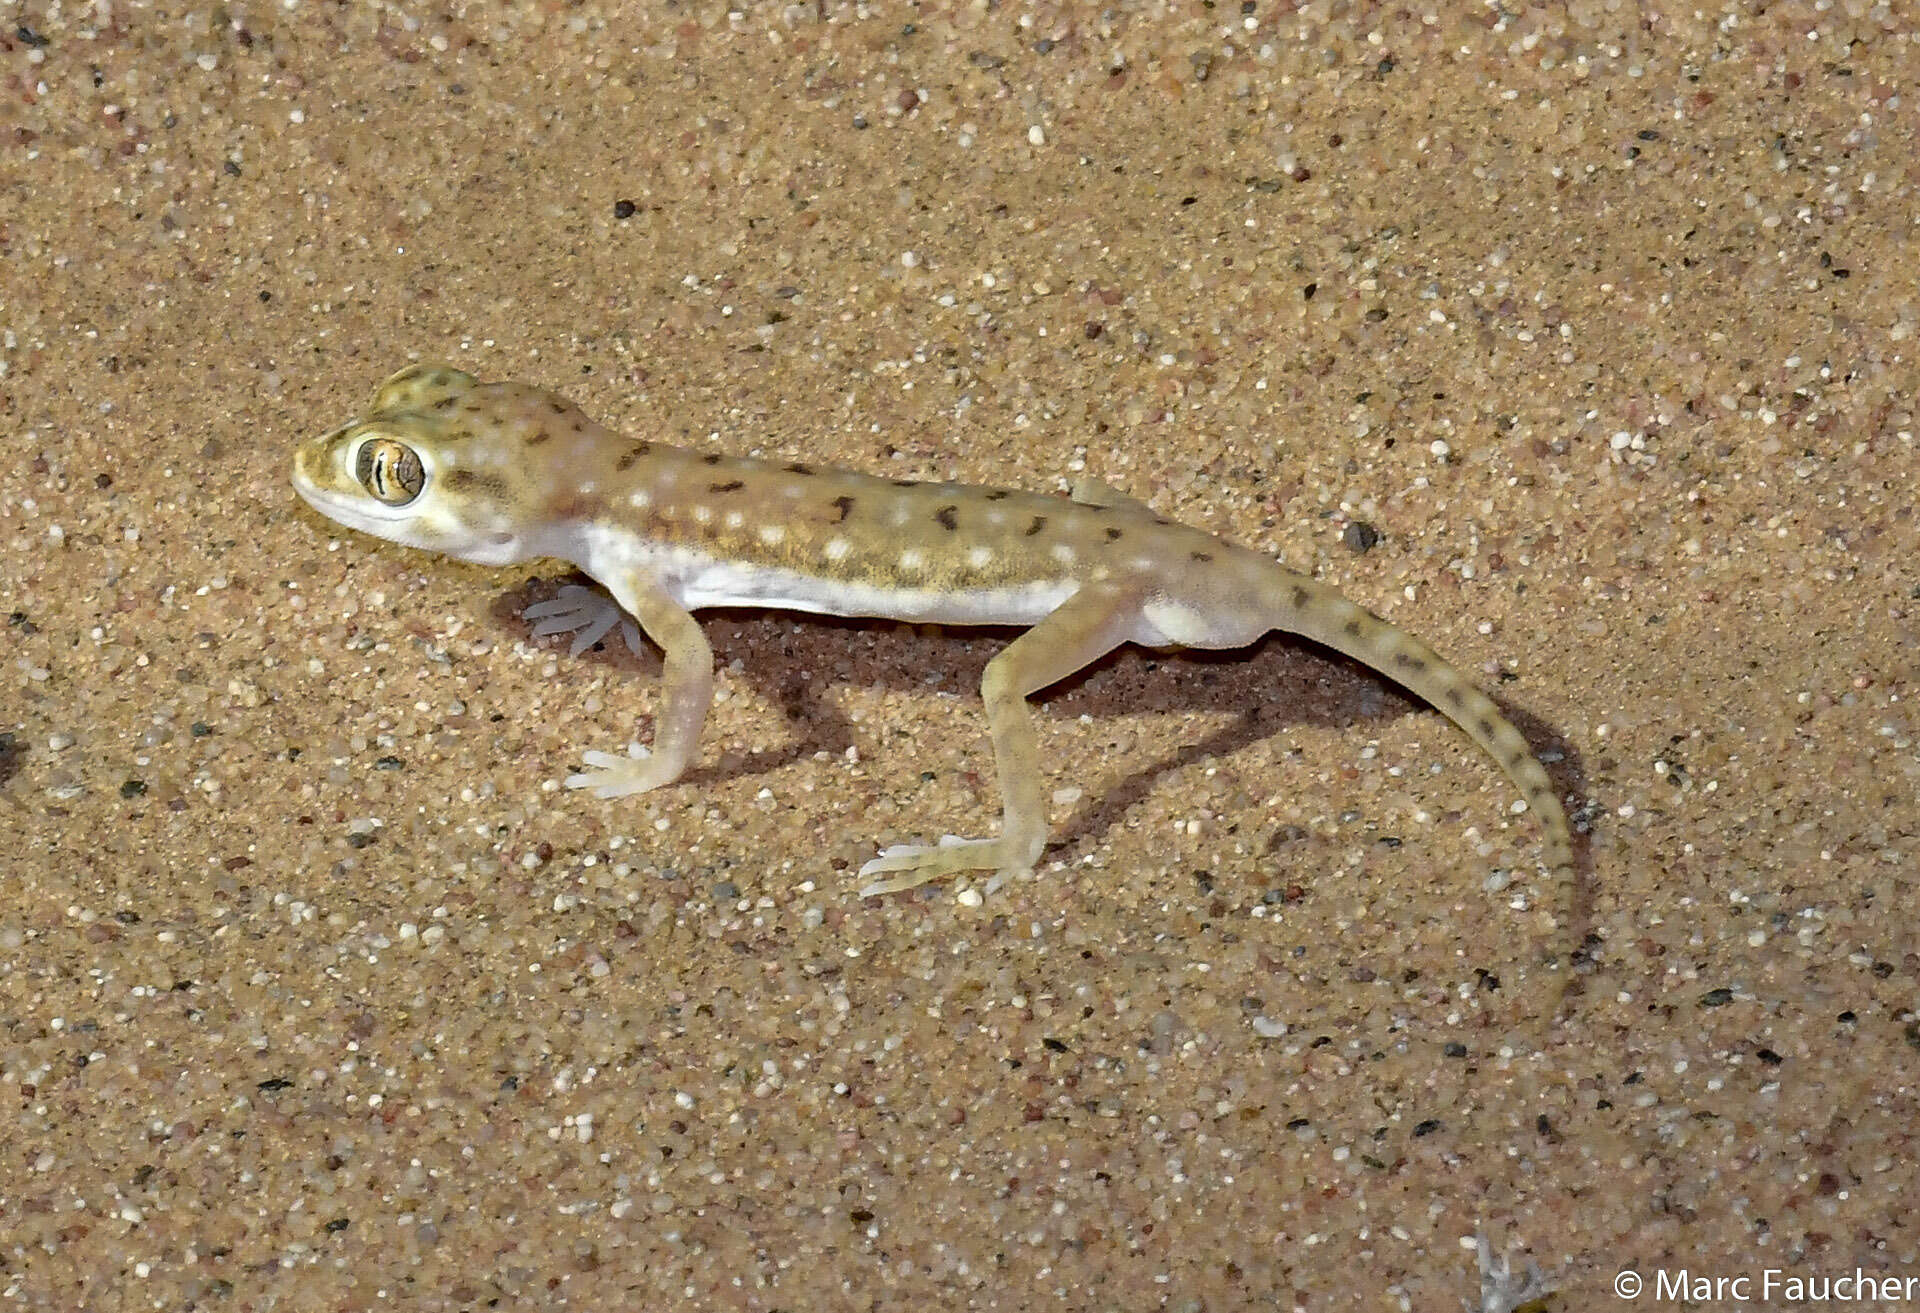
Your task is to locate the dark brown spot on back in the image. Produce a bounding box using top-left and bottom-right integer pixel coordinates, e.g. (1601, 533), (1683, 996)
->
(935, 505), (959, 531)
(1025, 515), (1048, 537)
(784, 462), (815, 475)
(1104, 526), (1124, 541)
(830, 495), (855, 523)
(702, 454), (723, 466)
(526, 429), (551, 446)
(710, 480), (745, 493)
(1477, 717), (1496, 738)
(433, 396), (458, 411)
(1190, 550), (1214, 563)
(985, 490), (1010, 501)
(615, 443), (652, 471)
(892, 479), (918, 488)
(1343, 619), (1363, 638)
(1290, 585), (1310, 609)
(549, 400), (567, 415)
(1444, 687), (1465, 709)
(1393, 652), (1427, 672)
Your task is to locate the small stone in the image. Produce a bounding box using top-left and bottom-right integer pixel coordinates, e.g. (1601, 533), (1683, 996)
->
(1342, 521), (1380, 554)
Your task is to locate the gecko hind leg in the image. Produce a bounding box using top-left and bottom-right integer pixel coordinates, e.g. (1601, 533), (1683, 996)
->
(858, 579), (1146, 897)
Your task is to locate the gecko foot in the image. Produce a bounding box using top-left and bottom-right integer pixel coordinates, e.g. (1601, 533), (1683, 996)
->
(525, 584), (645, 657)
(856, 834), (1038, 897)
(565, 745), (676, 798)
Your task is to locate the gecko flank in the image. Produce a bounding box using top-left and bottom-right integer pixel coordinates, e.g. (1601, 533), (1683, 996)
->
(292, 365), (1574, 896)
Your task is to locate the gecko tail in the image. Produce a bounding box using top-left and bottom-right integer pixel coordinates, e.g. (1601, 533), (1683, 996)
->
(1268, 572), (1575, 880)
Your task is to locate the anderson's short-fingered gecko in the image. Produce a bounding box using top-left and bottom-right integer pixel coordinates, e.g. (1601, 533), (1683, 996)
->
(293, 365), (1573, 897)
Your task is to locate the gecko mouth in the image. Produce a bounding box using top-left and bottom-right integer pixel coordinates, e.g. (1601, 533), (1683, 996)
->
(289, 463), (355, 519)
(289, 467), (333, 513)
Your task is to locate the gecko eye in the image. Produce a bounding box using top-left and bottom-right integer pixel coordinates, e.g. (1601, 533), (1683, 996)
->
(354, 438), (426, 506)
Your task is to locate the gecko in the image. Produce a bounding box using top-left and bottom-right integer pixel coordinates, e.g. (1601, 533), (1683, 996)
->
(292, 364), (1574, 897)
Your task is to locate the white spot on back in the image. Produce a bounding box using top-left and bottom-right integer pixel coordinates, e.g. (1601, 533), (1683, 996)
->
(758, 524), (786, 546)
(966, 545), (993, 568)
(824, 537), (851, 562)
(899, 548), (926, 571)
(1142, 600), (1212, 645)
(1051, 543), (1077, 564)
(724, 510), (744, 530)
(628, 490), (652, 510)
(692, 505), (713, 524)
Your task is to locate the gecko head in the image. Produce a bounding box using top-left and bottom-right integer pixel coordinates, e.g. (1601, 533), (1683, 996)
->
(292, 365), (551, 567)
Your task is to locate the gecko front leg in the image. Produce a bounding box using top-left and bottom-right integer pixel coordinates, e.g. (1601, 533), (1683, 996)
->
(565, 570), (715, 797)
(858, 578), (1147, 896)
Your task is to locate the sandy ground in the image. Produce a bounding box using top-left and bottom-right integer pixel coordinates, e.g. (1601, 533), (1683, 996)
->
(3, 2), (1916, 1308)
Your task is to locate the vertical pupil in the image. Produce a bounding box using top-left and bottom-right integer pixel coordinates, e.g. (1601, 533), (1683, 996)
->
(355, 440), (424, 503)
(395, 446), (423, 495)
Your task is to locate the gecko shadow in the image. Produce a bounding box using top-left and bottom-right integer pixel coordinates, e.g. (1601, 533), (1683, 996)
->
(1016, 637), (1588, 935)
(505, 577), (1593, 957)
